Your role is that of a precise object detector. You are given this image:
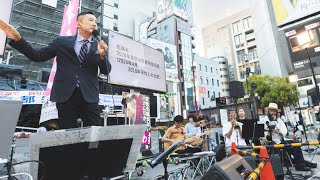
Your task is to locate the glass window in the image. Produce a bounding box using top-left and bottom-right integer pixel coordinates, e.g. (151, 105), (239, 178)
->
(202, 97), (205, 105)
(211, 67), (213, 73)
(248, 47), (258, 60)
(200, 77), (203, 84)
(289, 29), (319, 52)
(212, 79), (214, 86)
(217, 80), (220, 86)
(205, 66), (207, 72)
(243, 17), (252, 29)
(236, 50), (245, 63)
(199, 64), (201, 71)
(232, 21), (243, 34)
(206, 78), (209, 85)
(234, 34), (245, 48)
(208, 91), (210, 98)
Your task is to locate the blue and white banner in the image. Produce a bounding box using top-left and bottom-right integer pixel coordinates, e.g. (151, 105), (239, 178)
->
(0, 91), (123, 106)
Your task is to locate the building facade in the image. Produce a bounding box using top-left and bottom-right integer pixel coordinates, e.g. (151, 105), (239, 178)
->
(207, 46), (230, 102)
(194, 54), (222, 109)
(250, 0), (320, 109)
(1, 0), (103, 88)
(102, 0), (157, 38)
(202, 9), (261, 82)
(250, 0), (291, 77)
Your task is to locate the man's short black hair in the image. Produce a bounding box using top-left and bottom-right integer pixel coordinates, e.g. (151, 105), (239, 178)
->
(173, 115), (184, 123)
(77, 11), (94, 20)
(187, 114), (198, 122)
(228, 108), (236, 114)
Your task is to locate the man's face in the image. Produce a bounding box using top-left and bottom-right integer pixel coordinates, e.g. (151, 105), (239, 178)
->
(229, 111), (237, 121)
(238, 109), (245, 117)
(268, 109), (277, 116)
(77, 14), (97, 33)
(175, 121), (183, 128)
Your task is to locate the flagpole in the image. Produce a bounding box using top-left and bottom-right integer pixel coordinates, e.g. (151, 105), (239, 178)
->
(79, 0), (82, 13)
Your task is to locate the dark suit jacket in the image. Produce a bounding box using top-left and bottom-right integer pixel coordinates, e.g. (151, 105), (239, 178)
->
(9, 35), (111, 103)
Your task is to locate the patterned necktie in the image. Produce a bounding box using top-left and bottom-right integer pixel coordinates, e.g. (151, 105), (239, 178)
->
(78, 40), (89, 63)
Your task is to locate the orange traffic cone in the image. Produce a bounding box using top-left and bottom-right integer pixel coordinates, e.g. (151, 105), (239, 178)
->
(260, 146), (275, 180)
(231, 142), (237, 155)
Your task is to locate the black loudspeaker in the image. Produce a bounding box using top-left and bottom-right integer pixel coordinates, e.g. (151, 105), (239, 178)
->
(201, 155), (254, 180)
(270, 154), (284, 180)
(229, 81), (245, 98)
(212, 144), (226, 162)
(150, 96), (157, 117)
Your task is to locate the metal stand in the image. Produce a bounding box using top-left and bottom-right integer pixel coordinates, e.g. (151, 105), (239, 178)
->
(124, 107), (128, 125)
(102, 106), (110, 127)
(162, 158), (169, 180)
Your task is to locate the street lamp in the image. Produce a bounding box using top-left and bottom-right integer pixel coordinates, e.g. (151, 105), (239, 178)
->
(191, 61), (197, 111)
(289, 74), (308, 142)
(244, 54), (250, 94)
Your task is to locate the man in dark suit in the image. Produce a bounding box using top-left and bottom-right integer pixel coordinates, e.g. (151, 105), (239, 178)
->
(0, 12), (111, 129)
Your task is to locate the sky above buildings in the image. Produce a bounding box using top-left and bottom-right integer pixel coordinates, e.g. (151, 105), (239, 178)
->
(192, 0), (250, 56)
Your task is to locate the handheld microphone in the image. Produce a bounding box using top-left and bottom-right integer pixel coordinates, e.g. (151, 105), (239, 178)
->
(92, 29), (101, 41)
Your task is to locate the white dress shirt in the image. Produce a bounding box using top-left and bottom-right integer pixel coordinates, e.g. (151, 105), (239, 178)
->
(222, 121), (246, 148)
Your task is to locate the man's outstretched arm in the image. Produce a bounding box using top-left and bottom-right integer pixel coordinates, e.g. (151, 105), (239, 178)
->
(0, 19), (57, 62)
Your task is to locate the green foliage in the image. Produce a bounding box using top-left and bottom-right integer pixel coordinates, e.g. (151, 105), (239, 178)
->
(244, 75), (298, 108)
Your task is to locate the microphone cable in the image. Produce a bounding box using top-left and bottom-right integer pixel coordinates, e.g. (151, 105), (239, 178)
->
(99, 29), (119, 125)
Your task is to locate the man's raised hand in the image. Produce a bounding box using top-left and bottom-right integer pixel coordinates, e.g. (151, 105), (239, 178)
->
(0, 19), (21, 42)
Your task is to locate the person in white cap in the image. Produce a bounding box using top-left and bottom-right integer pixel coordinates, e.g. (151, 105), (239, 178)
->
(259, 103), (316, 171)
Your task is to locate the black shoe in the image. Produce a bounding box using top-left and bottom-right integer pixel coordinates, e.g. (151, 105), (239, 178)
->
(305, 161), (317, 168)
(295, 166), (311, 171)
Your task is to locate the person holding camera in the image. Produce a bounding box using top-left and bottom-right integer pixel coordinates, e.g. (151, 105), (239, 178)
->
(260, 103), (316, 171)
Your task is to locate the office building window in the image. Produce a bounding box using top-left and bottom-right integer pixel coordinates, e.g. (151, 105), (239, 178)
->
(232, 21), (243, 34)
(243, 17), (252, 29)
(237, 50), (245, 63)
(217, 80), (219, 86)
(199, 64), (202, 71)
(234, 34), (245, 48)
(211, 67), (213, 73)
(248, 47), (258, 60)
(114, 14), (118, 19)
(206, 78), (209, 85)
(212, 79), (214, 86)
(202, 97), (205, 105)
(205, 66), (207, 72)
(213, 91), (215, 98)
(208, 91), (210, 98)
(200, 77), (203, 84)
(114, 3), (118, 8)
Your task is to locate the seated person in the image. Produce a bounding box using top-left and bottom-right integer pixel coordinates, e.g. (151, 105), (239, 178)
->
(222, 108), (246, 156)
(259, 103), (317, 171)
(185, 114), (201, 138)
(162, 115), (199, 153)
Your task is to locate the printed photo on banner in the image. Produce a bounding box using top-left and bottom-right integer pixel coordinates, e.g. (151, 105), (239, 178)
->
(146, 38), (178, 79)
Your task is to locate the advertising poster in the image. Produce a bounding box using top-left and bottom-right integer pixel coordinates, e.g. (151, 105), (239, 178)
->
(272, 0), (320, 26)
(146, 38), (178, 79)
